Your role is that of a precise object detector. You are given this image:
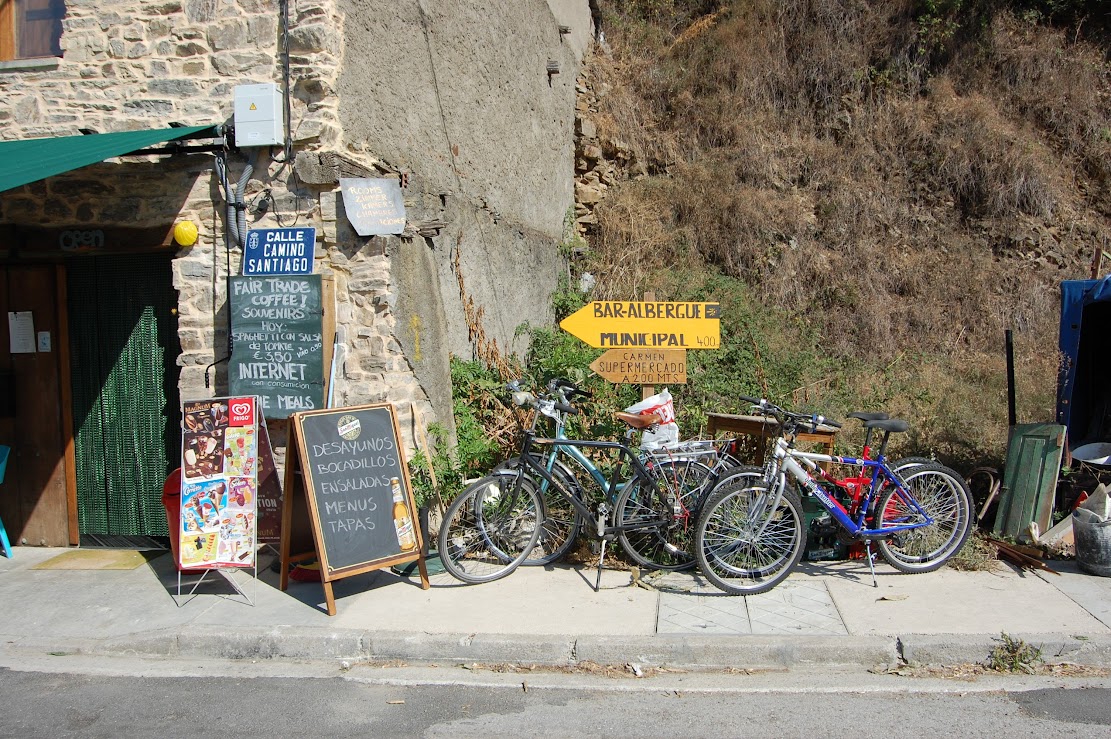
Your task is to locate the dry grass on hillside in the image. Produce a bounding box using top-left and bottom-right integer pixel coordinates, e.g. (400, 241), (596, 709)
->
(580, 0), (1111, 466)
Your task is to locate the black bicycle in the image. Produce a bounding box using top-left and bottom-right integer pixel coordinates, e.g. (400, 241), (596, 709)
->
(437, 379), (706, 586)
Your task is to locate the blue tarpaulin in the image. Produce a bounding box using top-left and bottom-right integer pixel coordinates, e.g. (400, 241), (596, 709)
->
(1058, 276), (1111, 447)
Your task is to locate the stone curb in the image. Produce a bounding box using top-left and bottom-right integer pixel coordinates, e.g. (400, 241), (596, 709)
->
(897, 632), (1111, 667)
(574, 634), (899, 669)
(9, 630), (1111, 670)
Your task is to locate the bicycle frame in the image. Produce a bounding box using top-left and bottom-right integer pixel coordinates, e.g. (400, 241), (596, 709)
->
(768, 437), (934, 538)
(510, 427), (679, 538)
(530, 409), (721, 508)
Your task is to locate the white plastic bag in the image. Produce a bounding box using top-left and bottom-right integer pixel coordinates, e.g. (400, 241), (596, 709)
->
(1079, 483), (1111, 521)
(1075, 484), (1111, 576)
(625, 388), (679, 450)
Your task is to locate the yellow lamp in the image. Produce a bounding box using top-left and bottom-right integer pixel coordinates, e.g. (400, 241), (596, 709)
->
(174, 220), (199, 247)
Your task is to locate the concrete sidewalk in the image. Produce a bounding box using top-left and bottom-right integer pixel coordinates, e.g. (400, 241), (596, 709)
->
(2, 545), (1111, 670)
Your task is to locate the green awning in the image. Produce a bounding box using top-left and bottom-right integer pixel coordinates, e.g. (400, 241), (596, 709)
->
(0, 125), (219, 194)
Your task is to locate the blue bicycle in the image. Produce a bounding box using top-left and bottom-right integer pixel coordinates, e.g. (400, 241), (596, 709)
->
(695, 396), (972, 595)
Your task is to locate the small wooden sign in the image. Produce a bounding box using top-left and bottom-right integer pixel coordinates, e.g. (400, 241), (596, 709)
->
(279, 403), (429, 615)
(589, 348), (687, 385)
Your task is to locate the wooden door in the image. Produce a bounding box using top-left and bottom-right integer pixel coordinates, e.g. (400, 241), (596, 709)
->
(994, 423), (1066, 540)
(0, 265), (72, 546)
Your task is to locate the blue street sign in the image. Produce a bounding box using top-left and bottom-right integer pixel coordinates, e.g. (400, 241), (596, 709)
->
(243, 227), (316, 275)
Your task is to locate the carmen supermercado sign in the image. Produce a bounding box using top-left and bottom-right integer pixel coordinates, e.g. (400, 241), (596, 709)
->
(560, 301), (721, 349)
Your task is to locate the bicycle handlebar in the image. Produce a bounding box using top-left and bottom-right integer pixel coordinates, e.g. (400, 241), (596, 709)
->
(507, 379), (582, 416)
(738, 395), (842, 432)
(551, 377), (592, 399)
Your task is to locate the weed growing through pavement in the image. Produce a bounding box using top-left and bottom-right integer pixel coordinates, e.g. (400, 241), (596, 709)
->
(988, 632), (1042, 674)
(946, 531), (999, 571)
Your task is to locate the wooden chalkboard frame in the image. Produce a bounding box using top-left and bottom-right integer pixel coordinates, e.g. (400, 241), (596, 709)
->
(279, 403), (429, 615)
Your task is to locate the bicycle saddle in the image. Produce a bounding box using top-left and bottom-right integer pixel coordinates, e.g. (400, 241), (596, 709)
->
(615, 412), (661, 429)
(863, 418), (909, 433)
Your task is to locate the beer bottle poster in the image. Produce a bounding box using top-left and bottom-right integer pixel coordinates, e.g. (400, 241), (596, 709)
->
(254, 417), (283, 543)
(179, 397), (260, 569)
(293, 404), (419, 573)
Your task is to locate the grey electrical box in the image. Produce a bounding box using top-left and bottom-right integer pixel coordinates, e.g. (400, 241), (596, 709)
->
(233, 83), (284, 148)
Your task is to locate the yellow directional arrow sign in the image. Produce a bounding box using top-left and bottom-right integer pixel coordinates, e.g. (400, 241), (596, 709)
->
(590, 349), (687, 384)
(560, 301), (721, 349)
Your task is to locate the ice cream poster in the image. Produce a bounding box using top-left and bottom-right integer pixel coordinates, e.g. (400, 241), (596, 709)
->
(179, 397), (259, 569)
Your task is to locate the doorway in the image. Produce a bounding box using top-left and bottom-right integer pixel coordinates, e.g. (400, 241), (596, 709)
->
(0, 264), (70, 546)
(68, 253), (180, 539)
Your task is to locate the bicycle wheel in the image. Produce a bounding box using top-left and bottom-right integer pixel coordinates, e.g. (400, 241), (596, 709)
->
(695, 482), (806, 595)
(875, 463), (972, 573)
(497, 456), (583, 566)
(614, 475), (696, 571)
(890, 456), (934, 474)
(649, 458), (715, 522)
(437, 474), (543, 584)
(706, 464), (765, 496)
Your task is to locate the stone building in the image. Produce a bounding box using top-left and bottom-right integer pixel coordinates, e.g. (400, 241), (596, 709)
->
(0, 0), (590, 547)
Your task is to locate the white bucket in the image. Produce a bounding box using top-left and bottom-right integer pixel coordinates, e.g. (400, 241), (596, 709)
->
(1072, 443), (1111, 467)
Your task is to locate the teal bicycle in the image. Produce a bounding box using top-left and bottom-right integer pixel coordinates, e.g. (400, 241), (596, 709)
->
(437, 379), (716, 585)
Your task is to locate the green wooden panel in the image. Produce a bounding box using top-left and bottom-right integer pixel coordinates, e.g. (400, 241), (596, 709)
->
(994, 423), (1066, 539)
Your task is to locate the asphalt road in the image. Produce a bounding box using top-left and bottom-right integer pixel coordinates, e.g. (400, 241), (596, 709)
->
(1, 657), (1110, 738)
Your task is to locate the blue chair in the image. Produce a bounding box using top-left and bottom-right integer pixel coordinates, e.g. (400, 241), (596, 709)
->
(0, 445), (11, 558)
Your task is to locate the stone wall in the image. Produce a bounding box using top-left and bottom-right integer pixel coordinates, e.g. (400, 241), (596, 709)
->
(334, 0), (575, 377)
(0, 0), (585, 459)
(0, 0), (346, 414)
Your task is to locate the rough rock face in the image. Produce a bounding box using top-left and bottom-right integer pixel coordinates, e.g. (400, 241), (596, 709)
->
(572, 64), (646, 239)
(334, 0), (580, 426)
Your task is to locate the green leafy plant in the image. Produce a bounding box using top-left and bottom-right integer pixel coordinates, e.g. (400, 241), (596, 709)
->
(988, 632), (1043, 673)
(407, 360), (511, 509)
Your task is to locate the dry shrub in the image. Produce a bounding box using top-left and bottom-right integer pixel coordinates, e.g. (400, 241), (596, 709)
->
(586, 0), (1110, 467)
(921, 79), (1064, 219)
(983, 14), (1111, 185)
(587, 53), (685, 174)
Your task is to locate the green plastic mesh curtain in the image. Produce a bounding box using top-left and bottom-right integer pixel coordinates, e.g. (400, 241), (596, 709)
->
(69, 254), (178, 536)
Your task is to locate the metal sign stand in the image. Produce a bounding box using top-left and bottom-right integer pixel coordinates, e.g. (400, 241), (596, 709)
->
(174, 396), (264, 607)
(174, 558), (258, 608)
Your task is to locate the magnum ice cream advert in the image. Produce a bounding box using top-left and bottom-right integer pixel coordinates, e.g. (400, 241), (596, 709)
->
(180, 397), (259, 569)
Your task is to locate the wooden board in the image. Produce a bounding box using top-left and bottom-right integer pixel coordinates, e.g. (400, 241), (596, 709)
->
(279, 403), (428, 615)
(994, 423), (1066, 541)
(589, 349), (687, 384)
(254, 416), (283, 543)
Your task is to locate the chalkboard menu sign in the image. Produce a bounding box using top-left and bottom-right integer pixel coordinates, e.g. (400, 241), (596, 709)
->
(279, 403), (429, 615)
(229, 275), (324, 419)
